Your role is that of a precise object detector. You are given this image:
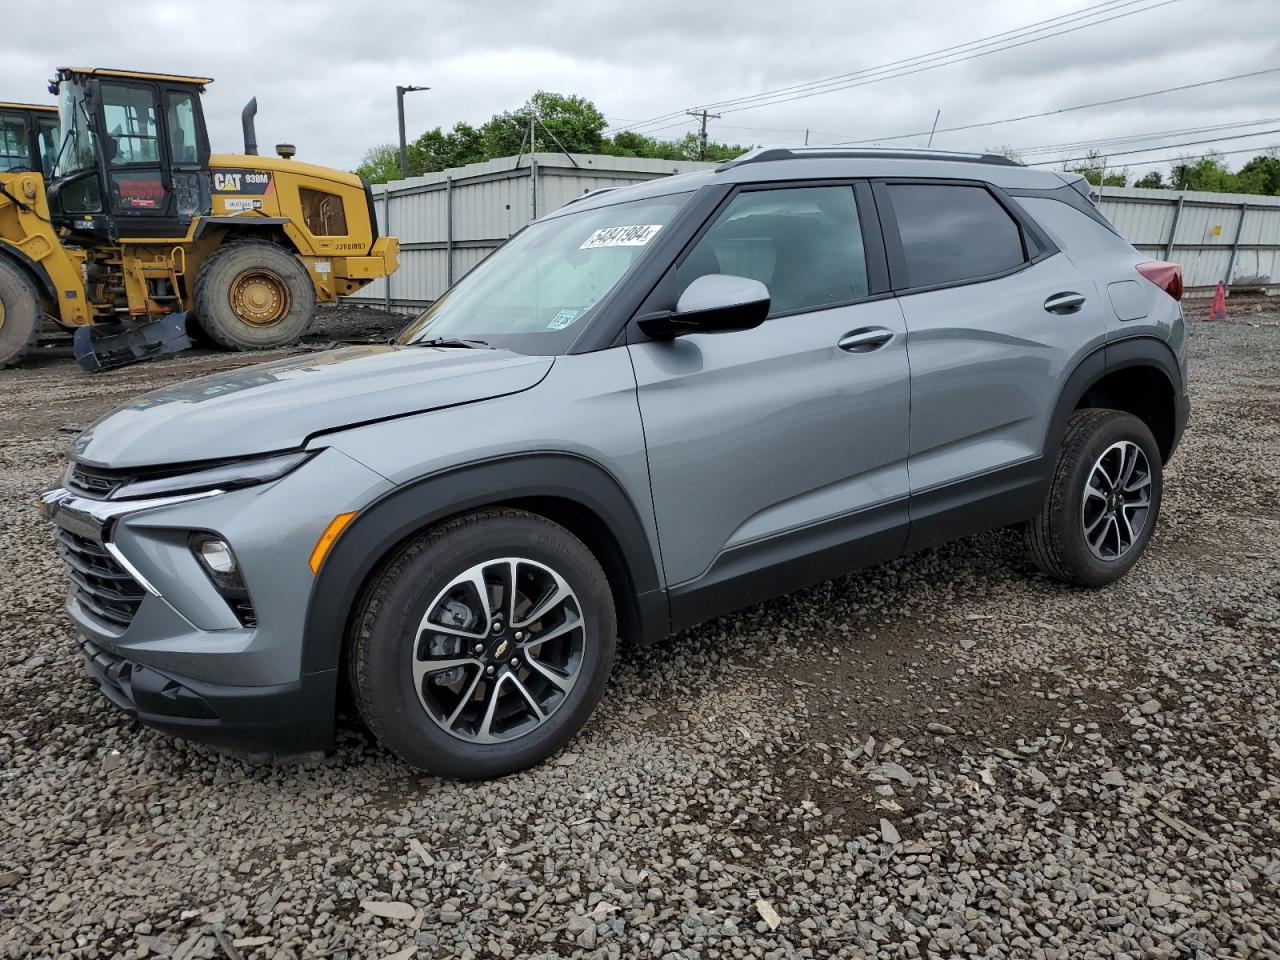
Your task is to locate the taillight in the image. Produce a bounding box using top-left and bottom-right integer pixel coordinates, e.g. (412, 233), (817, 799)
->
(1136, 260), (1183, 302)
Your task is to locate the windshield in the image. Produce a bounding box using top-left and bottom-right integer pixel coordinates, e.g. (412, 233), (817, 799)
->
(398, 192), (690, 354)
(54, 79), (96, 178)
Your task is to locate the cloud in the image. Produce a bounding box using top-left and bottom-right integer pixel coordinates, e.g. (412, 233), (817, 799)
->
(4, 0), (1277, 174)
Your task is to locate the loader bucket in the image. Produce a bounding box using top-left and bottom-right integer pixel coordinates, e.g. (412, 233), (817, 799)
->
(73, 313), (192, 373)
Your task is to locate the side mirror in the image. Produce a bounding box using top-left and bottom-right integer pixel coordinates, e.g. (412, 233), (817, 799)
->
(637, 274), (770, 339)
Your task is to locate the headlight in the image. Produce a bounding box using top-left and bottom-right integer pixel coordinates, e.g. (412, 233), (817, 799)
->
(111, 450), (315, 500)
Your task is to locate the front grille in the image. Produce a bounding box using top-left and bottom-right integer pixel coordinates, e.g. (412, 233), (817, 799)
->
(65, 463), (127, 500)
(55, 528), (145, 630)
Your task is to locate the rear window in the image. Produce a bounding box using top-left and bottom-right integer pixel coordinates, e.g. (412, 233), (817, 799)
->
(889, 184), (1026, 288)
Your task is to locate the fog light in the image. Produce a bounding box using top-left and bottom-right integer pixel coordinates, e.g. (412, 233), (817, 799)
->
(190, 533), (256, 627)
(197, 538), (236, 575)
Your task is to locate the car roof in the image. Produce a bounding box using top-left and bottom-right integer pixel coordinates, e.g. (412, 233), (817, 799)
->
(554, 147), (1073, 218)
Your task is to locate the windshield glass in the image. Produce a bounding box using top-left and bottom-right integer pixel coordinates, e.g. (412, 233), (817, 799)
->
(54, 79), (96, 178)
(397, 192), (690, 354)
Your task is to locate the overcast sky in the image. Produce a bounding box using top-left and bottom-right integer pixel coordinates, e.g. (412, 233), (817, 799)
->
(5, 0), (1279, 177)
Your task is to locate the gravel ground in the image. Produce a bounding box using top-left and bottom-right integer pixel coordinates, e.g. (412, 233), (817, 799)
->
(0, 301), (1278, 960)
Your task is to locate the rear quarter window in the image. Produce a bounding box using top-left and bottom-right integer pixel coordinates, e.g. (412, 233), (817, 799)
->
(1012, 196), (1136, 261)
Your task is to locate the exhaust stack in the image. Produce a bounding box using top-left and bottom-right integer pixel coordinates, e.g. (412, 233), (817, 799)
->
(241, 97), (258, 156)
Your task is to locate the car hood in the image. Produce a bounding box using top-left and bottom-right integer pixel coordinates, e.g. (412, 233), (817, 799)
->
(73, 345), (554, 469)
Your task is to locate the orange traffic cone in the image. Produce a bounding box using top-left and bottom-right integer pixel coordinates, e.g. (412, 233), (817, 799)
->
(1208, 281), (1227, 321)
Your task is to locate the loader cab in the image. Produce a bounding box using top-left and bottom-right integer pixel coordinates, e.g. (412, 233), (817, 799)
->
(47, 67), (212, 240)
(0, 103), (60, 178)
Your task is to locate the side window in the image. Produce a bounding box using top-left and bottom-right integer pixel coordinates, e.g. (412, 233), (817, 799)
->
(36, 116), (60, 177)
(677, 185), (868, 316)
(889, 184), (1026, 289)
(165, 91), (199, 165)
(0, 114), (29, 172)
(100, 83), (161, 165)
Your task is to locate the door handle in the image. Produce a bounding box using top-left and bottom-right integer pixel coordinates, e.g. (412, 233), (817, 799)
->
(838, 327), (894, 352)
(1044, 291), (1086, 314)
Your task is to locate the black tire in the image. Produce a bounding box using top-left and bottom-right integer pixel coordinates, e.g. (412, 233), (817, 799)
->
(191, 241), (316, 350)
(0, 259), (42, 368)
(350, 508), (617, 779)
(1025, 408), (1163, 586)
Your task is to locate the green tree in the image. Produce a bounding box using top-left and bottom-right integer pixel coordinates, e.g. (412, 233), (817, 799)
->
(409, 122), (486, 174)
(1235, 153), (1280, 195)
(1066, 149), (1128, 187)
(1133, 170), (1166, 189)
(354, 92), (749, 183)
(354, 143), (400, 183)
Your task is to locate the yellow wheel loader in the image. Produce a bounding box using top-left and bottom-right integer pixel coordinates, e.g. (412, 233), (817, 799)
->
(0, 67), (398, 369)
(0, 102), (60, 178)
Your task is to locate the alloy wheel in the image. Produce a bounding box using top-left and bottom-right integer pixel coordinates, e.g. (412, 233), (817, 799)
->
(411, 557), (585, 743)
(1081, 440), (1153, 561)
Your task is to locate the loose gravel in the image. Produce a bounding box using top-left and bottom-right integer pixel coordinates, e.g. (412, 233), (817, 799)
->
(1, 303), (1277, 959)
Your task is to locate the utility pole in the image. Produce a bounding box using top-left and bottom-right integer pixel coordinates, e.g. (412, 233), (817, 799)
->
(396, 84), (429, 180)
(926, 109), (941, 148)
(686, 109), (722, 161)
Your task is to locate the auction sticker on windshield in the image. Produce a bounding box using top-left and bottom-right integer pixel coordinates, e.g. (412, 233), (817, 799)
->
(579, 224), (663, 249)
(547, 309), (580, 330)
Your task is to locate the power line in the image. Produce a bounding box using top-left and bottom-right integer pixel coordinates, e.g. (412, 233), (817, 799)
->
(1108, 143), (1279, 170)
(612, 0), (1182, 133)
(831, 67), (1280, 145)
(607, 0), (1160, 134)
(1014, 117), (1280, 156)
(700, 0), (1151, 114)
(716, 0), (1183, 115)
(1025, 127), (1280, 165)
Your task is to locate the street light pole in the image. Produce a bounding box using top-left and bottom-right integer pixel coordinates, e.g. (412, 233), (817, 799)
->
(396, 84), (429, 180)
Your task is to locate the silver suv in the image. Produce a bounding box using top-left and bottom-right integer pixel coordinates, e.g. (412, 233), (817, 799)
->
(42, 148), (1190, 778)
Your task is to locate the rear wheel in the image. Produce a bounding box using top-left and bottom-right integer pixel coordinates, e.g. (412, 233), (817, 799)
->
(1025, 409), (1163, 586)
(350, 509), (617, 779)
(192, 241), (316, 350)
(0, 259), (42, 367)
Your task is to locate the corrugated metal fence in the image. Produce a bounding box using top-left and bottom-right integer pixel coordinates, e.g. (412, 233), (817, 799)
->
(351, 156), (1280, 310)
(1095, 185), (1280, 293)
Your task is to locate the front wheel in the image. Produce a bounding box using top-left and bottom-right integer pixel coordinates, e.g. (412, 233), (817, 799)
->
(191, 241), (316, 350)
(1025, 408), (1163, 586)
(350, 509), (617, 779)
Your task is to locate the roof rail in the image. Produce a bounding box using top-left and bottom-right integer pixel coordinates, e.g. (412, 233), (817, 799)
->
(563, 186), (617, 207)
(716, 146), (1022, 172)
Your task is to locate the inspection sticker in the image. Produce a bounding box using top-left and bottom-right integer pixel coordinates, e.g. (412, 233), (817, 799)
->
(579, 224), (663, 249)
(547, 309), (580, 330)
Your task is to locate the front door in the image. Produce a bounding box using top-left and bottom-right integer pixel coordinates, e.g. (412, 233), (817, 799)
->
(628, 183), (912, 628)
(98, 80), (176, 234)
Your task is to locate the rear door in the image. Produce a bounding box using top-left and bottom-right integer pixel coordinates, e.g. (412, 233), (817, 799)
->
(874, 178), (1109, 548)
(629, 181), (911, 627)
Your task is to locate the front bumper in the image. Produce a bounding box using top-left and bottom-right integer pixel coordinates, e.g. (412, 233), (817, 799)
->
(82, 638), (334, 756)
(41, 447), (392, 756)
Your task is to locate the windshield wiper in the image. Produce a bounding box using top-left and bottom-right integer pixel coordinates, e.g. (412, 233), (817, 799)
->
(413, 337), (492, 349)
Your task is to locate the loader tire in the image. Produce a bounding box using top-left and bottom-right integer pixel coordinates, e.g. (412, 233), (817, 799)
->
(0, 259), (42, 368)
(192, 241), (316, 351)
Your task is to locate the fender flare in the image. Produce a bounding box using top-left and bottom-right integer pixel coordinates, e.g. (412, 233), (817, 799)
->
(0, 240), (57, 301)
(1044, 335), (1182, 458)
(299, 452), (667, 677)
